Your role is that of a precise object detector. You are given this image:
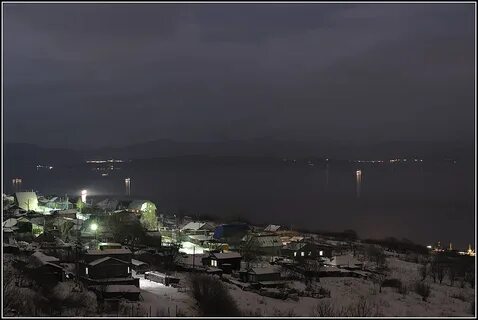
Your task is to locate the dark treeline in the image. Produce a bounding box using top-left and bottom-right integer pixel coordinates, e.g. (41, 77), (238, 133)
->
(362, 237), (428, 255)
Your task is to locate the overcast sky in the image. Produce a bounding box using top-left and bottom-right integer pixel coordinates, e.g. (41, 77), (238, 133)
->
(4, 3), (475, 148)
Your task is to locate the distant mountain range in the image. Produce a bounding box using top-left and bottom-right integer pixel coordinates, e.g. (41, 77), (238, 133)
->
(4, 139), (474, 166)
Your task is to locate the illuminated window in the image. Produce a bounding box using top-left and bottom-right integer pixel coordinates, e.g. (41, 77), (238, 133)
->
(301, 252), (305, 257)
(294, 252), (297, 257)
(128, 267), (130, 274)
(211, 260), (217, 267)
(85, 267), (89, 275)
(309, 251), (312, 256)
(319, 251), (324, 256)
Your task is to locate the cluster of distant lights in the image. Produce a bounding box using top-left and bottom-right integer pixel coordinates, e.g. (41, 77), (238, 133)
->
(354, 158), (423, 164)
(86, 159), (124, 164)
(36, 164), (54, 170)
(92, 166), (120, 171)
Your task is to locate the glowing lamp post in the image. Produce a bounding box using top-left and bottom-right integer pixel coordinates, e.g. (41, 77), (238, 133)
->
(125, 178), (131, 196)
(81, 189), (87, 203)
(356, 170), (362, 198)
(90, 222), (98, 242)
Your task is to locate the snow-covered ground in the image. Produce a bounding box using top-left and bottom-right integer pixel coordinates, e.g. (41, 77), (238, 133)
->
(134, 273), (198, 316)
(227, 257), (475, 317)
(178, 241), (207, 255)
(132, 256), (474, 317)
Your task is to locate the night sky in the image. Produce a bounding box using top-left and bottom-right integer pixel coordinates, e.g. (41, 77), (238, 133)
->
(4, 3), (475, 148)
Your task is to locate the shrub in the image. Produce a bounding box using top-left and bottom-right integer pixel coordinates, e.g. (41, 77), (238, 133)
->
(398, 283), (408, 295)
(313, 297), (379, 317)
(451, 292), (467, 302)
(346, 296), (380, 317)
(414, 281), (431, 301)
(382, 278), (402, 289)
(318, 287), (331, 297)
(312, 300), (339, 317)
(189, 274), (241, 316)
(419, 263), (428, 281)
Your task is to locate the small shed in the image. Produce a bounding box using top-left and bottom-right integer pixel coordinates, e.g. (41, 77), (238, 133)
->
(101, 285), (140, 301)
(131, 259), (149, 274)
(240, 267), (281, 283)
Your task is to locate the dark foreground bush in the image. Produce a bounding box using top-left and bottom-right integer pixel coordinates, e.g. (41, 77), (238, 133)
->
(414, 282), (431, 301)
(382, 278), (402, 289)
(189, 274), (241, 316)
(312, 296), (380, 317)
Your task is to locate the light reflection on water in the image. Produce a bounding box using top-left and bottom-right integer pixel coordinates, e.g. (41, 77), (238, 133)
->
(5, 161), (474, 248)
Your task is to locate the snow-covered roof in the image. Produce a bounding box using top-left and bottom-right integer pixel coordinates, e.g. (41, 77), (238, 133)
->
(128, 200), (155, 211)
(329, 255), (361, 267)
(14, 192), (39, 212)
(181, 222), (212, 231)
(264, 224), (282, 232)
(17, 216), (31, 223)
(57, 209), (78, 215)
(249, 267), (280, 275)
(283, 242), (308, 251)
(246, 234), (282, 247)
(89, 256), (129, 266)
(131, 259), (148, 266)
(86, 248), (132, 255)
(211, 251), (242, 260)
(31, 251), (60, 264)
(96, 199), (119, 211)
(3, 218), (18, 228)
(188, 234), (212, 241)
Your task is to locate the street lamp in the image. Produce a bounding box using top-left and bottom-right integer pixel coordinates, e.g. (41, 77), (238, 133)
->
(90, 222), (98, 242)
(81, 189), (87, 203)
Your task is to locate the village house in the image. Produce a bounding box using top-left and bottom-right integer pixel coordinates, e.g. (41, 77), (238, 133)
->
(29, 251), (65, 284)
(131, 259), (149, 274)
(202, 251), (242, 273)
(242, 233), (283, 256)
(239, 266), (281, 283)
(80, 245), (139, 288)
(282, 241), (333, 260)
(180, 221), (214, 234)
(14, 192), (39, 212)
(324, 254), (363, 269)
(264, 224), (283, 232)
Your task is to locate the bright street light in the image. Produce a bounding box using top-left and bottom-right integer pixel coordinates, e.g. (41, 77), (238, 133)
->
(81, 189), (87, 203)
(90, 223), (98, 231)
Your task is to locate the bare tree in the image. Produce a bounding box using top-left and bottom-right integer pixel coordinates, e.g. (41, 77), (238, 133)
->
(419, 263), (428, 281)
(300, 258), (322, 287)
(437, 263), (446, 284)
(448, 264), (457, 286)
(239, 236), (259, 269)
(366, 245), (386, 268)
(414, 281), (431, 301)
(430, 260), (438, 283)
(465, 271), (475, 289)
(346, 296), (380, 317)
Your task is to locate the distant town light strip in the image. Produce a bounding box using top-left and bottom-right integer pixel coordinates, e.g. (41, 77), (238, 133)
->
(86, 159), (124, 163)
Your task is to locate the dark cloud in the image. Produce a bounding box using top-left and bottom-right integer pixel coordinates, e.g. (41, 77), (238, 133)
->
(3, 3), (475, 147)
